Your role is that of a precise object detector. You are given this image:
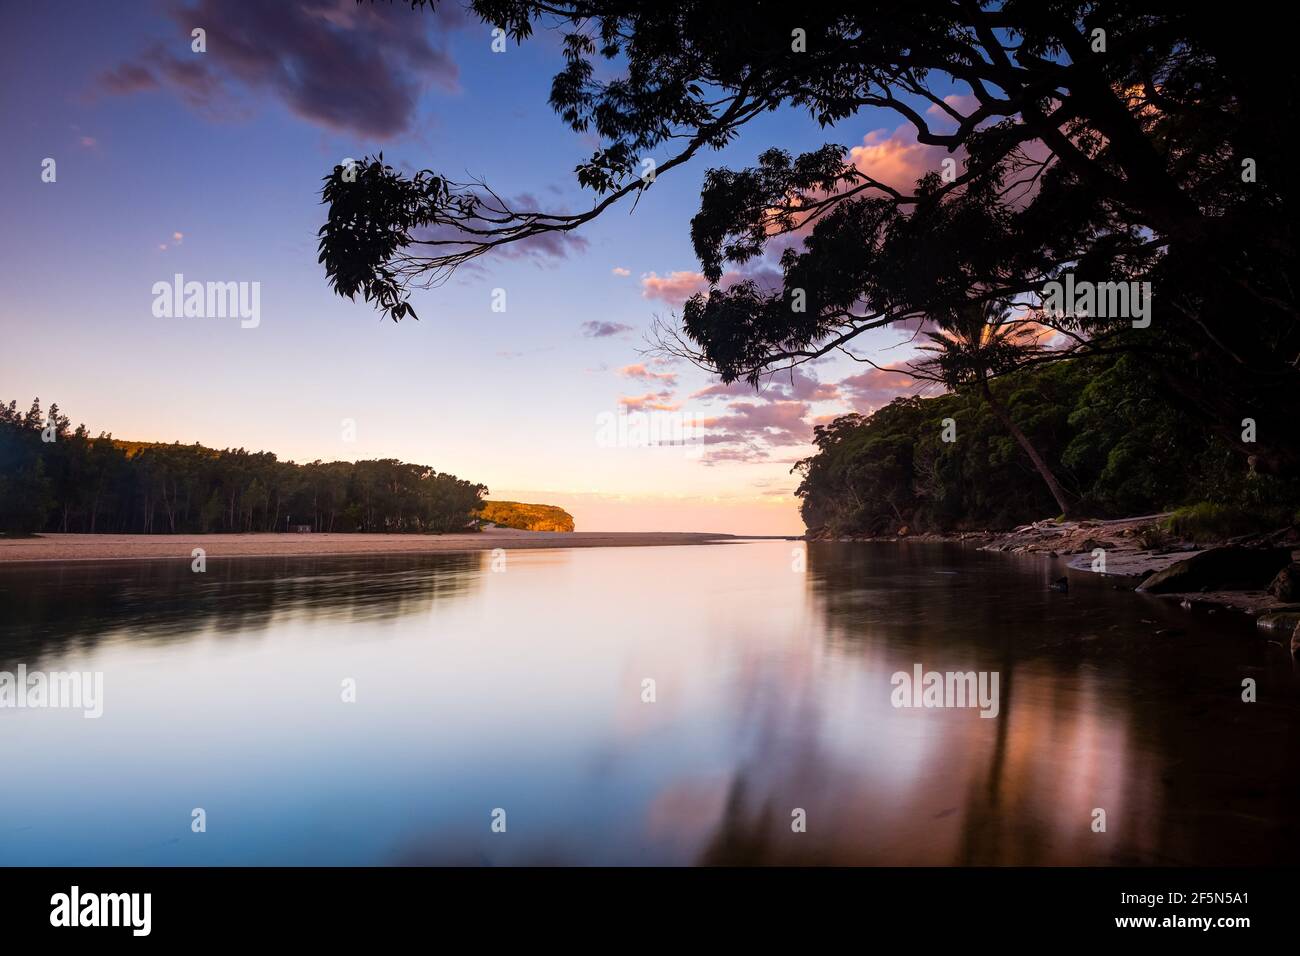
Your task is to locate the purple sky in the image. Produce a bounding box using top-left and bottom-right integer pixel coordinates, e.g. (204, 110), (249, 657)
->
(0, 0), (949, 533)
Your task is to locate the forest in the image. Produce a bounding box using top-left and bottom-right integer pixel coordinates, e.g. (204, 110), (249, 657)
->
(794, 355), (1299, 537)
(0, 399), (487, 536)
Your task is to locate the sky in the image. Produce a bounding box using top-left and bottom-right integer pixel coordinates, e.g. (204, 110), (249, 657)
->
(0, 0), (955, 534)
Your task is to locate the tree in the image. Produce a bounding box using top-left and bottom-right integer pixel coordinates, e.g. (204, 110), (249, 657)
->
(320, 2), (1298, 475)
(912, 301), (1075, 517)
(0, 397), (489, 536)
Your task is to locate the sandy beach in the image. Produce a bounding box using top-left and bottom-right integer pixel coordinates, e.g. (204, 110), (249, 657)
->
(0, 528), (746, 564)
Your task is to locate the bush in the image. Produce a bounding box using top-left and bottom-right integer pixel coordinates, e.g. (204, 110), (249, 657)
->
(1164, 502), (1291, 542)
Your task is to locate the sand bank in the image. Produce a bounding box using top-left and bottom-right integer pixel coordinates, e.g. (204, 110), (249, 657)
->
(0, 529), (740, 564)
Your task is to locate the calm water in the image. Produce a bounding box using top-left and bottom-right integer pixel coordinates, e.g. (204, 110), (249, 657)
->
(2, 540), (1298, 866)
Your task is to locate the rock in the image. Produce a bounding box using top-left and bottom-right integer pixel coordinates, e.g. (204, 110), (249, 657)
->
(1293, 623), (1300, 656)
(1138, 546), (1292, 594)
(1257, 611), (1300, 633)
(1048, 576), (1069, 593)
(1268, 562), (1300, 602)
(897, 526), (909, 537)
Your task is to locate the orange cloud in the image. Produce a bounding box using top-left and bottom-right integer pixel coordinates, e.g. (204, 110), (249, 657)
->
(640, 270), (709, 306)
(620, 392), (681, 412)
(619, 363), (677, 386)
(848, 126), (951, 192)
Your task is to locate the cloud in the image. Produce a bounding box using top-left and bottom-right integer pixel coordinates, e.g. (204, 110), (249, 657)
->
(640, 270), (709, 306)
(836, 363), (919, 412)
(700, 400), (811, 448)
(692, 367), (838, 403)
(580, 320), (633, 338)
(925, 93), (981, 125)
(699, 446), (769, 465)
(639, 265), (782, 308)
(78, 136), (99, 149)
(849, 125), (954, 192)
(611, 267), (631, 277)
(619, 363), (677, 386)
(95, 0), (464, 139)
(158, 229), (185, 251)
(620, 392), (680, 412)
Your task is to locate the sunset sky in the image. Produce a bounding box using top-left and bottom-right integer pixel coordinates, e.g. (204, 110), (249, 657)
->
(0, 0), (959, 534)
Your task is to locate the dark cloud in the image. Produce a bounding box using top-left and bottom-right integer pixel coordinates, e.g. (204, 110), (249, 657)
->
(580, 321), (634, 338)
(95, 0), (464, 139)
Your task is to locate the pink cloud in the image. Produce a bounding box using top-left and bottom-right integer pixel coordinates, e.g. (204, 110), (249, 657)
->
(620, 392), (680, 412)
(700, 400), (811, 448)
(639, 265), (783, 308)
(925, 93), (981, 125)
(640, 270), (709, 306)
(849, 125), (953, 192)
(619, 363), (677, 386)
(836, 363), (918, 412)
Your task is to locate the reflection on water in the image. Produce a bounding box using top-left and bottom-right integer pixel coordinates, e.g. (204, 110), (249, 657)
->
(1, 541), (1297, 865)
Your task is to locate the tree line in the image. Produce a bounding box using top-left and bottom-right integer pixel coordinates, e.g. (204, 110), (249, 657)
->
(794, 355), (1299, 537)
(0, 399), (487, 536)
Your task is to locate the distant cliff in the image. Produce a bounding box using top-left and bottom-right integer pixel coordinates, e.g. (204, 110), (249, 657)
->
(478, 500), (575, 532)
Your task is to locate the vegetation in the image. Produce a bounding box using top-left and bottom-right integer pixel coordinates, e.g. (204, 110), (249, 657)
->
(320, 3), (1297, 534)
(0, 399), (486, 536)
(477, 500), (575, 532)
(1163, 502), (1296, 543)
(325, 2), (1296, 481)
(794, 356), (1300, 537)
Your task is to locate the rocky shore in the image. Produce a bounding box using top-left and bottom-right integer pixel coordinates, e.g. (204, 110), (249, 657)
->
(820, 514), (1300, 652)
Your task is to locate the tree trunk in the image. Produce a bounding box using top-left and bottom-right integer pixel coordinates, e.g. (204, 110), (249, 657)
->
(979, 378), (1076, 519)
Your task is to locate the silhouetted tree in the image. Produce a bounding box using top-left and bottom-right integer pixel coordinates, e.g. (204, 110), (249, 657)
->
(321, 1), (1298, 475)
(0, 399), (487, 536)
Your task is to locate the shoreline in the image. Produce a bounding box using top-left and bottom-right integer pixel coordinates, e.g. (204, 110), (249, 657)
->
(0, 529), (748, 564)
(822, 515), (1300, 635)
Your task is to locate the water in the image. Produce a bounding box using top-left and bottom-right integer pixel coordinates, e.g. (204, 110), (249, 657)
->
(2, 540), (1297, 865)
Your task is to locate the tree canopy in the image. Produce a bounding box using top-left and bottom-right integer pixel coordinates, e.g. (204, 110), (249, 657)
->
(319, 1), (1297, 478)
